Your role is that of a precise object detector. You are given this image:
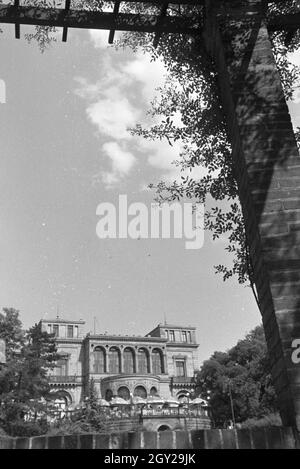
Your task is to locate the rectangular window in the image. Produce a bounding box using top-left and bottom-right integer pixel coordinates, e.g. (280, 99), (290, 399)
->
(67, 325), (73, 338)
(188, 331), (192, 343)
(182, 331), (187, 342)
(74, 326), (79, 338)
(169, 331), (175, 342)
(176, 360), (185, 377)
(55, 358), (68, 376)
(53, 325), (59, 337)
(47, 324), (52, 334)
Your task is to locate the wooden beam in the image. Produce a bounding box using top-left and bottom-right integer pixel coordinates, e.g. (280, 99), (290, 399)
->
(0, 4), (201, 35)
(62, 0), (71, 42)
(108, 1), (121, 45)
(14, 0), (20, 39)
(1, 2), (299, 39)
(153, 2), (169, 48)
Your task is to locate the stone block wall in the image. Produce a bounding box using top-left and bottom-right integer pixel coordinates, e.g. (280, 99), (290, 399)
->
(0, 427), (298, 449)
(203, 0), (300, 429)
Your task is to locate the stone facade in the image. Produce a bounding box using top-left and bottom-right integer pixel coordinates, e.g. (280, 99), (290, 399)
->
(39, 319), (199, 407)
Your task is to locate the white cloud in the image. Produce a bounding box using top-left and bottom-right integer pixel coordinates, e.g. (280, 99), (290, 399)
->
(75, 35), (194, 188)
(86, 94), (140, 140)
(102, 141), (136, 175)
(89, 30), (109, 49)
(121, 54), (166, 100)
(97, 141), (136, 188)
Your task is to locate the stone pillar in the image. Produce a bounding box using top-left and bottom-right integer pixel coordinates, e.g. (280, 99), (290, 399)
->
(163, 352), (168, 375)
(148, 348), (153, 374)
(120, 348), (123, 374)
(133, 349), (137, 374)
(203, 0), (300, 429)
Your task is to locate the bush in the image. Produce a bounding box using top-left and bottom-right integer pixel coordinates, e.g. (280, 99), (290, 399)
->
(46, 419), (92, 436)
(6, 419), (49, 437)
(240, 413), (282, 429)
(0, 426), (8, 437)
(47, 408), (109, 436)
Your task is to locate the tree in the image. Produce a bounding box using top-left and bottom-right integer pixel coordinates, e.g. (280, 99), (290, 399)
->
(196, 325), (278, 428)
(0, 312), (60, 436)
(0, 308), (25, 360)
(56, 378), (108, 434)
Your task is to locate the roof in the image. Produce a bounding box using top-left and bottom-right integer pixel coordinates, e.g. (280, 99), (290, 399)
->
(39, 318), (85, 325)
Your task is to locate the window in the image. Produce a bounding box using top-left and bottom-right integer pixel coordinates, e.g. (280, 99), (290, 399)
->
(152, 349), (163, 374)
(188, 331), (192, 343)
(176, 360), (186, 377)
(109, 347), (121, 374)
(123, 348), (135, 374)
(169, 331), (175, 342)
(53, 324), (59, 337)
(74, 326), (79, 338)
(55, 357), (68, 376)
(182, 331), (187, 342)
(134, 385), (147, 398)
(150, 386), (158, 397)
(138, 348), (149, 374)
(93, 347), (106, 373)
(67, 325), (73, 338)
(118, 386), (130, 401)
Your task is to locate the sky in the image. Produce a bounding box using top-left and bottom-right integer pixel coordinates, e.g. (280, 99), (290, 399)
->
(0, 21), (299, 364)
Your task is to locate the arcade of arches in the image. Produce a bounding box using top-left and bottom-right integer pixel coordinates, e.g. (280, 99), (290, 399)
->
(93, 346), (163, 375)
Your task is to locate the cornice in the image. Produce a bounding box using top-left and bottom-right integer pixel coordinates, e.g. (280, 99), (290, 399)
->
(85, 335), (168, 344)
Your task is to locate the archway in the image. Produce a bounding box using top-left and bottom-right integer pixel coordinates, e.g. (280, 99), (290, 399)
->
(157, 425), (170, 432)
(152, 348), (164, 375)
(109, 346), (121, 374)
(177, 391), (189, 403)
(150, 386), (158, 397)
(138, 348), (149, 374)
(117, 386), (130, 401)
(93, 346), (106, 373)
(123, 347), (135, 374)
(50, 390), (72, 410)
(134, 385), (147, 399)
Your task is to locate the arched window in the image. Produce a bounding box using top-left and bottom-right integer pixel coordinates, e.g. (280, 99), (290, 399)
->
(177, 392), (188, 403)
(152, 349), (163, 374)
(134, 385), (147, 398)
(93, 347), (106, 373)
(158, 425), (170, 432)
(138, 348), (149, 374)
(109, 347), (121, 374)
(118, 386), (130, 401)
(123, 347), (135, 374)
(150, 386), (158, 397)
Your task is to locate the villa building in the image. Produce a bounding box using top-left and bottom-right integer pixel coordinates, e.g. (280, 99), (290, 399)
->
(39, 318), (200, 408)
